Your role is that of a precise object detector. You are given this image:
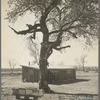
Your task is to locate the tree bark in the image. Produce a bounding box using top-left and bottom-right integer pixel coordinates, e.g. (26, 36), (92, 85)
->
(39, 42), (51, 92)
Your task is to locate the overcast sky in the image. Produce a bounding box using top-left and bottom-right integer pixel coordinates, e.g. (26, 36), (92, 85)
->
(1, 0), (98, 68)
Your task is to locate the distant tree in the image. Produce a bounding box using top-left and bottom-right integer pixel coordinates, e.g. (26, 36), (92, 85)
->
(27, 37), (40, 65)
(9, 59), (17, 74)
(6, 0), (98, 92)
(58, 61), (65, 66)
(75, 55), (87, 72)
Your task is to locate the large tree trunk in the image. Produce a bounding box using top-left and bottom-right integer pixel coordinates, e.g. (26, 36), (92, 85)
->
(39, 42), (51, 92)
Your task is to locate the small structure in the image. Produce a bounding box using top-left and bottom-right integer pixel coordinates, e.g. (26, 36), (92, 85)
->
(21, 65), (40, 83)
(47, 67), (76, 83)
(12, 88), (43, 100)
(21, 65), (76, 83)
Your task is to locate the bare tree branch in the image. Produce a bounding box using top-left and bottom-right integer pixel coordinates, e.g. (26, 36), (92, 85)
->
(55, 6), (61, 23)
(41, 0), (58, 19)
(9, 26), (31, 35)
(67, 30), (77, 38)
(9, 23), (41, 35)
(49, 24), (86, 35)
(54, 45), (71, 50)
(49, 24), (86, 49)
(46, 18), (58, 24)
(40, 0), (58, 37)
(61, 4), (85, 29)
(48, 24), (86, 48)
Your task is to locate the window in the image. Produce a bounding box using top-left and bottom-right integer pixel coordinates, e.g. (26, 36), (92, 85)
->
(67, 70), (72, 74)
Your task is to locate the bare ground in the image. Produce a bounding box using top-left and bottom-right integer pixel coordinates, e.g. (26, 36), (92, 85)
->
(1, 71), (98, 100)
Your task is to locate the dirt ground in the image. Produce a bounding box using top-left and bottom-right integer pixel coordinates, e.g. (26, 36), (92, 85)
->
(1, 71), (98, 100)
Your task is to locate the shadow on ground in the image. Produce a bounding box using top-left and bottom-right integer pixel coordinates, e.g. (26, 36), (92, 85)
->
(49, 79), (90, 85)
(54, 92), (98, 96)
(46, 90), (98, 96)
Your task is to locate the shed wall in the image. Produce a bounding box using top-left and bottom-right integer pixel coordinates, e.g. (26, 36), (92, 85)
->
(22, 66), (39, 83)
(21, 66), (76, 83)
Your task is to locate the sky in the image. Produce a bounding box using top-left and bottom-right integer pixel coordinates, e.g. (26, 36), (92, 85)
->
(1, 0), (98, 68)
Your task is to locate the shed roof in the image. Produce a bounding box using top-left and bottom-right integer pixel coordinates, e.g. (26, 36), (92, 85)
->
(20, 65), (75, 70)
(20, 65), (39, 70)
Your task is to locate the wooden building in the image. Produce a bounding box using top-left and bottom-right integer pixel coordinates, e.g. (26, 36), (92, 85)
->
(47, 68), (76, 83)
(21, 66), (40, 83)
(21, 65), (76, 83)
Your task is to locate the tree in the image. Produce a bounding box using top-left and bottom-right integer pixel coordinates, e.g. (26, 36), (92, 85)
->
(58, 61), (65, 67)
(75, 55), (87, 72)
(6, 0), (98, 92)
(27, 37), (40, 65)
(9, 59), (17, 74)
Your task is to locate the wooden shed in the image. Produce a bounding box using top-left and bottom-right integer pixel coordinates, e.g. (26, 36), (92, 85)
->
(21, 65), (76, 83)
(48, 68), (76, 83)
(21, 65), (40, 83)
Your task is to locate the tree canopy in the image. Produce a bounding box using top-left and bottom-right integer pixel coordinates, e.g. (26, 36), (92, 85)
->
(7, 0), (98, 48)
